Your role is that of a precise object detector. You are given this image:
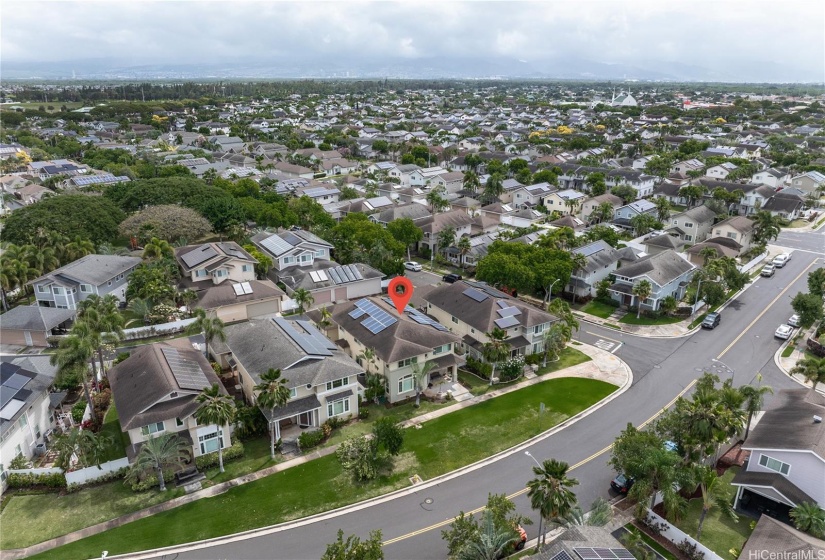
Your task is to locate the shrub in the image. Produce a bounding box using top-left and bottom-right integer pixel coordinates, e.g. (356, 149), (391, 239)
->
(324, 416), (345, 431)
(676, 540), (706, 560)
(7, 471), (66, 489)
(71, 401), (87, 423)
(336, 436), (380, 481)
(298, 428), (327, 450)
(233, 404), (268, 440)
(113, 352), (131, 365)
(9, 453), (30, 470)
(66, 467), (129, 492)
(465, 357), (492, 380)
(194, 440), (244, 470)
(524, 353), (542, 366)
(127, 467), (177, 492)
(373, 418), (404, 456)
(358, 409), (370, 420)
(497, 356), (525, 382)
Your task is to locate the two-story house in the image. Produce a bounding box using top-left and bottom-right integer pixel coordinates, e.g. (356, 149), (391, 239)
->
(670, 159), (705, 178)
(512, 182), (554, 209)
(732, 389), (825, 517)
(667, 204), (717, 243)
(711, 216), (755, 253)
(417, 210), (475, 254)
(30, 254), (141, 310)
(580, 193), (623, 223)
(329, 297), (462, 403)
(1, 359), (57, 486)
(279, 262), (383, 306)
(608, 250), (695, 312)
(605, 169), (656, 198)
(566, 240), (622, 298)
(175, 242), (258, 287)
(251, 229), (335, 276)
(706, 162), (738, 180)
(613, 200), (658, 229)
(108, 340), (233, 463)
(212, 315), (362, 440)
(752, 169), (790, 189)
(424, 280), (558, 359)
(790, 171), (825, 195)
(544, 189), (588, 215)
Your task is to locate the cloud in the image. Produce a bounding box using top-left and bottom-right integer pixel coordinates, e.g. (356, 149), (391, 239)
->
(1, 1), (823, 81)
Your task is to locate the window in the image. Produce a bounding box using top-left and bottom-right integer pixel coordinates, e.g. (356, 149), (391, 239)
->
(727, 232), (737, 240)
(534, 324), (545, 334)
(327, 397), (350, 417)
(451, 316), (458, 324)
(325, 378), (349, 392)
(398, 375), (414, 394)
(79, 284), (92, 293)
(38, 285), (48, 293)
(0, 465), (5, 482)
(140, 422), (164, 436)
(14, 444), (22, 457)
(684, 222), (694, 228)
(758, 454), (790, 475)
(433, 344), (450, 355)
(242, 264), (253, 273)
(301, 254), (312, 263)
(315, 249), (325, 257)
(214, 269), (228, 278)
(289, 387), (297, 399)
(198, 430), (222, 454)
(195, 269), (208, 278)
(18, 414), (28, 429)
(397, 357), (418, 368)
(283, 257), (293, 264)
(176, 418), (184, 427)
(685, 235), (693, 241)
(107, 280), (112, 286)
(52, 287), (64, 295)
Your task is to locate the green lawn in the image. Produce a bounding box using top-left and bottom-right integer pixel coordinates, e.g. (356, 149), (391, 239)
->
(325, 399), (451, 446)
(457, 369), (519, 396)
(28, 377), (617, 559)
(781, 345), (795, 358)
(536, 347), (591, 375)
(98, 405), (129, 463)
(672, 467), (753, 557)
(201, 436), (282, 485)
(579, 300), (618, 319)
(0, 481), (184, 550)
(620, 313), (684, 326)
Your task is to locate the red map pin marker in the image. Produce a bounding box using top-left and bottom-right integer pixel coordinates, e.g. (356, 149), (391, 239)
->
(388, 277), (414, 315)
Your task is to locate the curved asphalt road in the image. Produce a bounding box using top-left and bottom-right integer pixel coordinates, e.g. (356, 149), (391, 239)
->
(139, 243), (821, 560)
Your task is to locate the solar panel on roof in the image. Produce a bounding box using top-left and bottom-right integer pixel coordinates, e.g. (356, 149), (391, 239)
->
(180, 245), (218, 268)
(348, 307), (366, 319)
(259, 234), (293, 257)
(232, 284), (244, 296)
(552, 552), (574, 560)
(349, 265), (363, 281)
(496, 299), (509, 308)
(496, 306), (521, 318)
(328, 268), (343, 284)
(317, 270), (328, 282)
(352, 299), (397, 334)
(342, 266), (355, 282)
(161, 347), (210, 391)
(573, 548), (635, 560)
(273, 317), (333, 356)
(494, 316), (520, 329)
(240, 282), (253, 294)
(282, 232), (302, 246)
(407, 307), (449, 332)
(463, 288), (489, 302)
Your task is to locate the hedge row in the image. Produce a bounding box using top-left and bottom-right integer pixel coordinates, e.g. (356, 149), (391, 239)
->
(194, 441), (244, 470)
(6, 471), (66, 489)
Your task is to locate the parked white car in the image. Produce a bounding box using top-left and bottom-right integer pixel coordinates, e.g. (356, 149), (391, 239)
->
(788, 314), (801, 327)
(403, 261), (422, 272)
(772, 254), (791, 268)
(775, 324), (794, 340)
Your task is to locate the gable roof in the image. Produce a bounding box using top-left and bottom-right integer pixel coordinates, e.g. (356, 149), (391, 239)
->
(424, 280), (557, 333)
(0, 305), (75, 332)
(196, 280), (284, 311)
(30, 254), (141, 287)
(572, 240), (621, 273)
(330, 298), (459, 364)
(109, 339), (223, 431)
(175, 242), (256, 271)
(251, 229), (334, 258)
(616, 250), (694, 287)
(674, 204), (717, 223)
(744, 389), (825, 456)
(714, 215), (755, 233)
(738, 515), (825, 560)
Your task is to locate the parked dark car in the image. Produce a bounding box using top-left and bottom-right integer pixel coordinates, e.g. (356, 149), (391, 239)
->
(610, 473), (635, 494)
(442, 273), (462, 283)
(701, 312), (721, 329)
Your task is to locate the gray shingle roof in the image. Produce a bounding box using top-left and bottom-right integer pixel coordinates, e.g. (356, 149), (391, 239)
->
(730, 469), (814, 507)
(744, 389), (825, 456)
(738, 515), (825, 560)
(196, 280), (284, 311)
(0, 306), (75, 331)
(31, 254), (141, 287)
(616, 249), (694, 287)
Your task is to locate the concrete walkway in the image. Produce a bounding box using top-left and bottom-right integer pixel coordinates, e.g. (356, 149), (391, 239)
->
(4, 342), (631, 560)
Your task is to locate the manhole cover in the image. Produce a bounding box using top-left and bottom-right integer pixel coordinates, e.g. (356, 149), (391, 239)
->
(424, 498), (434, 504)
(420, 497), (434, 511)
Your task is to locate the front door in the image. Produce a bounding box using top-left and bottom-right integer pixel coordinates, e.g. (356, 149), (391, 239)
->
(298, 412), (314, 428)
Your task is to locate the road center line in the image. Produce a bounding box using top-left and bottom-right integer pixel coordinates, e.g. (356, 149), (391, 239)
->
(716, 260), (819, 360)
(382, 379), (698, 547)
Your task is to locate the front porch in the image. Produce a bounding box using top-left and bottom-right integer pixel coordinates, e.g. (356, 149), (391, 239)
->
(261, 394), (323, 443)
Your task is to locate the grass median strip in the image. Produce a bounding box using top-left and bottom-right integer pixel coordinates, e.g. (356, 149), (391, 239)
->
(25, 377), (616, 559)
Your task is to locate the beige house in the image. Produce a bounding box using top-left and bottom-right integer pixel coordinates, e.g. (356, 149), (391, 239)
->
(667, 205), (717, 243)
(175, 242), (257, 286)
(580, 193), (623, 223)
(196, 279), (284, 324)
(109, 340), (233, 462)
(711, 216), (755, 253)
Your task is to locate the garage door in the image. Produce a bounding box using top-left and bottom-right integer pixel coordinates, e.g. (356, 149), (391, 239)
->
(246, 300), (280, 318)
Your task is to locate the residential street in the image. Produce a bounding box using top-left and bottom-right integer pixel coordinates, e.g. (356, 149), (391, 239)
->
(136, 245), (821, 560)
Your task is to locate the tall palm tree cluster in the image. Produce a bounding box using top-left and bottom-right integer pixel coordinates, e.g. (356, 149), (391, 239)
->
(0, 232), (95, 310)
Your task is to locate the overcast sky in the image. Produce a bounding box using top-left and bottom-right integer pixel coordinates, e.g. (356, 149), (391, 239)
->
(3, 1), (824, 81)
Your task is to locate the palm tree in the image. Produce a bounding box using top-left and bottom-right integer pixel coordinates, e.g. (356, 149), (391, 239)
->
(186, 308), (226, 360)
(53, 428), (113, 470)
(194, 383), (236, 473)
(569, 252), (588, 304)
(463, 170), (480, 193)
(790, 502), (825, 538)
(620, 528), (654, 560)
(592, 201), (615, 224)
(698, 246), (718, 267)
(131, 433), (191, 491)
(318, 305), (333, 332)
(51, 321), (99, 419)
(482, 327), (511, 386)
(632, 280), (653, 319)
(457, 511), (516, 560)
(411, 360), (436, 408)
(481, 173), (505, 205)
(77, 294), (125, 378)
(790, 356), (825, 393)
(142, 237), (174, 260)
(96, 242), (130, 256)
(550, 498), (613, 528)
(654, 197), (672, 222)
(64, 236), (95, 262)
(527, 458), (579, 546)
(127, 297), (154, 326)
(542, 323), (568, 366)
(739, 376), (773, 440)
(456, 235), (472, 269)
(358, 347), (377, 375)
(292, 288), (314, 314)
(694, 465), (737, 541)
(255, 368), (291, 459)
(548, 299), (579, 334)
(752, 210), (781, 245)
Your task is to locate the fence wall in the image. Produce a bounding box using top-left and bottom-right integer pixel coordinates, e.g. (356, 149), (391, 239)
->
(739, 251), (769, 273)
(645, 508), (723, 560)
(121, 318), (196, 341)
(7, 467), (62, 476)
(64, 457), (129, 486)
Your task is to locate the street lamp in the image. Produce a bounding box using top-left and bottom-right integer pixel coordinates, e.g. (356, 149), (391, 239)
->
(544, 278), (561, 306)
(524, 451), (545, 548)
(711, 358), (734, 383)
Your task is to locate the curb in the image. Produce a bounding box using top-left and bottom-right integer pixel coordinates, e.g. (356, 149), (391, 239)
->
(773, 335), (825, 395)
(44, 344), (633, 560)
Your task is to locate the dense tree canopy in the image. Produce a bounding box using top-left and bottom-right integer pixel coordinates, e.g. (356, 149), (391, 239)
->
(118, 205), (213, 242)
(2, 194), (125, 245)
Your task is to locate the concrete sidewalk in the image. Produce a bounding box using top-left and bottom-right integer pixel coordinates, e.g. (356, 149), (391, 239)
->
(4, 341), (630, 560)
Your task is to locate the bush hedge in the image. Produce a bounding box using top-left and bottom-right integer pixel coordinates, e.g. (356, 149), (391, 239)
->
(7, 471), (66, 489)
(298, 429), (327, 450)
(465, 356), (492, 380)
(71, 401), (87, 423)
(194, 441), (244, 470)
(128, 467), (177, 492)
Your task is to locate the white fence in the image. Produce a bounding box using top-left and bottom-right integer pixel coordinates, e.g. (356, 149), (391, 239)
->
(121, 317), (196, 341)
(65, 457), (129, 486)
(7, 467), (62, 476)
(645, 508), (722, 560)
(739, 251), (769, 273)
